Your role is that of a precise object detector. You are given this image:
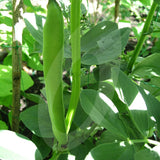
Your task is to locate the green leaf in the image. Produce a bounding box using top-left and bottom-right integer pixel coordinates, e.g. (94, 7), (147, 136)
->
(81, 71), (97, 87)
(132, 53), (160, 78)
(73, 102), (92, 130)
(80, 89), (128, 139)
(154, 0), (160, 4)
(112, 67), (138, 106)
(0, 130), (42, 160)
(23, 0), (34, 8)
(22, 93), (45, 104)
(140, 77), (160, 97)
(20, 104), (53, 138)
(111, 68), (155, 137)
(97, 130), (124, 145)
(0, 65), (12, 96)
(81, 21), (118, 52)
(0, 95), (12, 107)
(121, 0), (131, 8)
(85, 142), (134, 160)
(32, 134), (52, 159)
(23, 13), (44, 46)
(93, 64), (111, 81)
(22, 28), (35, 53)
(132, 22), (144, 39)
(0, 65), (33, 97)
(24, 53), (43, 71)
(130, 110), (155, 137)
(135, 148), (160, 160)
(138, 87), (160, 135)
(21, 69), (34, 91)
(0, 16), (12, 26)
(0, 120), (8, 130)
(70, 139), (95, 160)
(139, 0), (153, 6)
(81, 28), (131, 65)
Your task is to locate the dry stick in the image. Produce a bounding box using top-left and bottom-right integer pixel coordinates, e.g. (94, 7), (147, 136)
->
(12, 0), (24, 132)
(114, 0), (120, 23)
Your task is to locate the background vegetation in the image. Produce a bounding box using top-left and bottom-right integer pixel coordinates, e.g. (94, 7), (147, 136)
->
(1, 0), (160, 159)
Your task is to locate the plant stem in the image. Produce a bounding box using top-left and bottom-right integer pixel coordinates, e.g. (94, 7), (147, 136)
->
(130, 138), (160, 146)
(114, 0), (120, 23)
(12, 0), (24, 132)
(49, 151), (61, 160)
(126, 1), (158, 74)
(65, 0), (81, 134)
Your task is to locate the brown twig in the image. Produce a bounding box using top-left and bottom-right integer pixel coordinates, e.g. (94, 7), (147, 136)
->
(114, 0), (120, 23)
(12, 0), (24, 132)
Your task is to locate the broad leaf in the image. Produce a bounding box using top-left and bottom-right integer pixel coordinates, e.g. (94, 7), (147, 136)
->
(130, 110), (155, 137)
(0, 120), (8, 130)
(139, 0), (153, 6)
(0, 65), (33, 97)
(80, 89), (128, 139)
(32, 134), (52, 159)
(121, 0), (131, 8)
(0, 95), (12, 107)
(21, 69), (34, 91)
(0, 16), (12, 26)
(70, 139), (95, 160)
(111, 68), (155, 137)
(138, 87), (160, 135)
(22, 93), (45, 104)
(20, 104), (54, 138)
(0, 130), (42, 160)
(140, 77), (160, 97)
(97, 130), (124, 145)
(85, 142), (134, 160)
(73, 102), (92, 130)
(112, 67), (138, 106)
(81, 28), (131, 65)
(24, 53), (43, 71)
(154, 0), (160, 4)
(23, 0), (34, 8)
(81, 21), (118, 52)
(132, 53), (160, 78)
(23, 13), (44, 46)
(134, 148), (160, 160)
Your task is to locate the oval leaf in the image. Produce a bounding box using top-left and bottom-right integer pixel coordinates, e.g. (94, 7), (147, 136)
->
(85, 142), (134, 160)
(0, 65), (33, 97)
(0, 130), (42, 160)
(81, 28), (131, 65)
(132, 53), (160, 78)
(20, 104), (54, 138)
(80, 89), (128, 139)
(112, 67), (138, 106)
(81, 21), (118, 52)
(135, 148), (160, 160)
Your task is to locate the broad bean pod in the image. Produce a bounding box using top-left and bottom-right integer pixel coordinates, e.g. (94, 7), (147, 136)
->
(43, 0), (67, 145)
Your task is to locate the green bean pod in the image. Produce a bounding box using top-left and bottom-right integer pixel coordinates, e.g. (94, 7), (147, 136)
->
(43, 0), (67, 145)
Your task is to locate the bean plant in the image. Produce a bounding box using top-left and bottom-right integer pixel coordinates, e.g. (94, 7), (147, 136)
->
(1, 0), (160, 160)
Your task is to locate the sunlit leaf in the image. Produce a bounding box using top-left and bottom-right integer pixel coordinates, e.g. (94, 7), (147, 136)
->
(81, 28), (131, 65)
(20, 103), (53, 138)
(85, 142), (134, 160)
(81, 21), (118, 52)
(0, 130), (42, 160)
(80, 89), (128, 139)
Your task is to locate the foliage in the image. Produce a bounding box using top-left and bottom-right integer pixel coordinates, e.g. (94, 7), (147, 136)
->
(0, 0), (160, 159)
